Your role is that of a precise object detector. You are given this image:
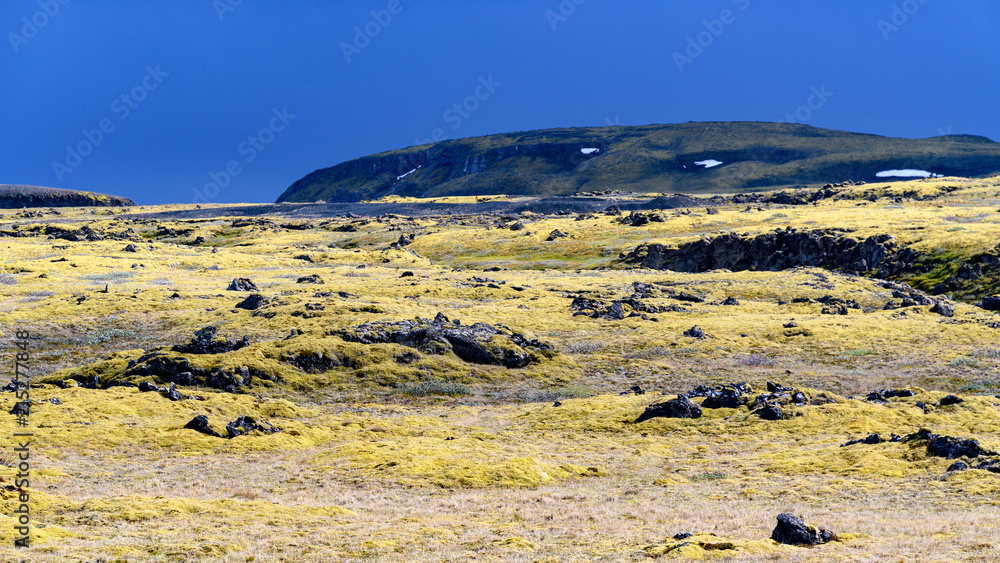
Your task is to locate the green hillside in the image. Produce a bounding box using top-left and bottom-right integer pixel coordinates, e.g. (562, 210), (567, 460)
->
(276, 121), (1000, 203)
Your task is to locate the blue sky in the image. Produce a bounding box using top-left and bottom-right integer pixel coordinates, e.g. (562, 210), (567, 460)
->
(2, 0), (998, 205)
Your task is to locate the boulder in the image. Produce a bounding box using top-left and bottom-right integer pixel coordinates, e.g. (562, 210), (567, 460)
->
(939, 394), (964, 406)
(771, 513), (834, 546)
(226, 415), (281, 438)
(634, 395), (702, 422)
(227, 278), (259, 291)
(235, 293), (269, 310)
(757, 405), (783, 420)
(172, 326), (249, 354)
(296, 274), (324, 284)
(184, 415), (221, 437)
(930, 301), (955, 317)
(683, 325), (705, 338)
(981, 296), (1000, 311)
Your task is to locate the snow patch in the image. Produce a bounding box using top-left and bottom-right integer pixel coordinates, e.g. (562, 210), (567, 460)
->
(396, 167), (420, 181)
(876, 169), (942, 178)
(581, 148), (600, 155)
(695, 159), (723, 168)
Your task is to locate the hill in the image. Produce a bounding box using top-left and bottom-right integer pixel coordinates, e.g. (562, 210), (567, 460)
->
(0, 184), (135, 208)
(276, 121), (1000, 203)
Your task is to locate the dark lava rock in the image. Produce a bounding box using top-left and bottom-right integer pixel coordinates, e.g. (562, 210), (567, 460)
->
(683, 325), (704, 338)
(927, 435), (994, 459)
(396, 233), (415, 246)
(235, 293), (269, 310)
(509, 221), (525, 231)
(335, 317), (553, 368)
(791, 391), (807, 404)
(757, 405), (783, 420)
(49, 397), (62, 405)
(634, 395), (702, 422)
(82, 375), (100, 389)
(866, 388), (915, 402)
(700, 387), (745, 409)
(821, 305), (848, 315)
(767, 382), (793, 393)
(842, 433), (883, 447)
(9, 401), (30, 415)
(721, 297), (740, 306)
(977, 460), (1000, 473)
(226, 415), (281, 439)
(783, 320), (797, 328)
(930, 301), (955, 317)
(939, 395), (964, 406)
(673, 292), (705, 303)
(1, 379), (25, 392)
(622, 229), (910, 277)
(981, 296), (1000, 311)
(227, 278), (259, 291)
(673, 532), (693, 540)
(947, 460), (970, 472)
(173, 326), (249, 354)
(400, 271), (415, 278)
(164, 382), (182, 401)
(138, 381), (159, 393)
(606, 302), (625, 320)
(771, 513), (834, 546)
(206, 366), (251, 393)
(629, 213), (649, 227)
(123, 244), (139, 252)
(184, 415), (221, 437)
(545, 229), (571, 241)
(296, 274), (324, 284)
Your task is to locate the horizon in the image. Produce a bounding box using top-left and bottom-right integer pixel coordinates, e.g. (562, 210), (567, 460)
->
(3, 1), (998, 205)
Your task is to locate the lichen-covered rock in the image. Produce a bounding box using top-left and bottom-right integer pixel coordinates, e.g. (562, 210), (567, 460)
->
(227, 278), (259, 291)
(226, 415), (281, 438)
(184, 415), (220, 437)
(634, 395), (702, 423)
(335, 317), (553, 368)
(172, 326), (249, 354)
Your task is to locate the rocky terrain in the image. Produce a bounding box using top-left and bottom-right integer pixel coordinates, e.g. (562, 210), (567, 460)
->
(1, 174), (999, 561)
(276, 122), (1000, 203)
(0, 184), (135, 208)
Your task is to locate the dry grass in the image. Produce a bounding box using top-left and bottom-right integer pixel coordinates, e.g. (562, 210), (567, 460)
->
(1, 178), (1000, 560)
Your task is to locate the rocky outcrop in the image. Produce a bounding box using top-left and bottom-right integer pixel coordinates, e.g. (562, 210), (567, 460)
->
(0, 184), (135, 208)
(334, 316), (553, 368)
(634, 395), (702, 422)
(621, 228), (915, 276)
(771, 513), (836, 546)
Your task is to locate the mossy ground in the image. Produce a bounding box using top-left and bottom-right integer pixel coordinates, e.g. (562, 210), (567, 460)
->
(0, 177), (999, 561)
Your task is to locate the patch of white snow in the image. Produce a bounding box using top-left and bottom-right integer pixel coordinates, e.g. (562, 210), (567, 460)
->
(876, 169), (942, 178)
(694, 159), (723, 168)
(581, 148), (600, 155)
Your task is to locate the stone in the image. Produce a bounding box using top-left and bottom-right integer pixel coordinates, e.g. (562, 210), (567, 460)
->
(947, 460), (969, 472)
(545, 229), (571, 241)
(184, 415), (221, 437)
(634, 395), (702, 422)
(296, 274), (324, 284)
(683, 325), (705, 338)
(721, 297), (740, 306)
(9, 401), (30, 416)
(137, 381), (159, 392)
(123, 244), (138, 252)
(235, 293), (268, 310)
(173, 326), (249, 354)
(164, 382), (182, 401)
(930, 301), (954, 317)
(981, 296), (1000, 311)
(771, 513), (834, 546)
(757, 405), (783, 420)
(226, 278), (259, 291)
(226, 415), (281, 438)
(939, 395), (964, 406)
(927, 435), (993, 459)
(400, 271), (415, 278)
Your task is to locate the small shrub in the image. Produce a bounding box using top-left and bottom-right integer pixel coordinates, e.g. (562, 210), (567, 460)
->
(82, 329), (135, 346)
(394, 380), (470, 397)
(689, 472), (727, 482)
(734, 354), (777, 367)
(949, 356), (980, 368)
(81, 271), (136, 281)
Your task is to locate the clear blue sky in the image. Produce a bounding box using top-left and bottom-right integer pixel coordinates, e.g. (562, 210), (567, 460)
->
(2, 0), (998, 205)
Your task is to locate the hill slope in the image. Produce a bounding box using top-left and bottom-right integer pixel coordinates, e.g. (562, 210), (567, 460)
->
(276, 122), (1000, 203)
(0, 184), (135, 208)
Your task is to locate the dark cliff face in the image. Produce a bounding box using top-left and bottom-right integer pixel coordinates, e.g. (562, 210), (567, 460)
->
(276, 122), (1000, 203)
(0, 184), (135, 208)
(620, 228), (917, 277)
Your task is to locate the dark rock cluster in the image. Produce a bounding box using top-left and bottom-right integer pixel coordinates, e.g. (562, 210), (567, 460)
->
(334, 315), (553, 368)
(771, 513), (836, 546)
(172, 326), (249, 355)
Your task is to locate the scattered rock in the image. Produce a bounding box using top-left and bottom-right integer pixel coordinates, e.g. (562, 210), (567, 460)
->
(138, 381), (159, 392)
(939, 395), (964, 406)
(757, 405), (783, 420)
(866, 388), (915, 402)
(173, 326), (249, 354)
(947, 460), (969, 472)
(336, 317), (553, 368)
(721, 297), (740, 306)
(49, 397), (62, 405)
(296, 274), (324, 284)
(235, 293), (269, 310)
(634, 395), (702, 422)
(683, 325), (704, 338)
(164, 382), (182, 401)
(926, 435), (993, 459)
(226, 416), (282, 438)
(227, 278), (259, 291)
(509, 221), (525, 231)
(767, 382), (793, 393)
(606, 302), (626, 320)
(771, 513), (835, 546)
(930, 301), (954, 317)
(9, 401), (30, 415)
(122, 244), (138, 252)
(980, 296), (1000, 311)
(842, 433), (883, 447)
(184, 415), (221, 437)
(545, 229), (571, 241)
(400, 271), (415, 278)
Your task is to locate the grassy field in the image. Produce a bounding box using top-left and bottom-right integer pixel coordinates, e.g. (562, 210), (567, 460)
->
(1, 176), (999, 561)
